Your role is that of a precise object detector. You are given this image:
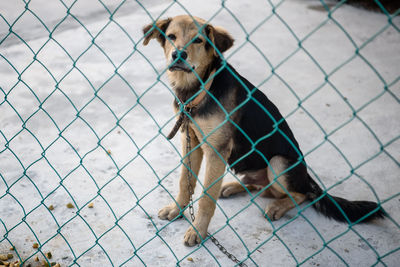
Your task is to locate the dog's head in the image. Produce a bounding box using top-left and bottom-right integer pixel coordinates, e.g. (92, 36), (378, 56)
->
(142, 15), (234, 88)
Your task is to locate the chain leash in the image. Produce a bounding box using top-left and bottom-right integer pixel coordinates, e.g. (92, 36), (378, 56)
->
(185, 122), (248, 267)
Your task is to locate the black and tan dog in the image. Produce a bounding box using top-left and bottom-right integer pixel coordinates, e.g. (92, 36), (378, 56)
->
(142, 15), (385, 246)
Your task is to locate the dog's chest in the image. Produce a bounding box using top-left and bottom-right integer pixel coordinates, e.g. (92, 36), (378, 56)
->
(189, 114), (233, 149)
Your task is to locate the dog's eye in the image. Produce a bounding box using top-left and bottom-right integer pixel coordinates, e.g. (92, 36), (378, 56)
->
(193, 37), (202, 44)
(167, 34), (176, 41)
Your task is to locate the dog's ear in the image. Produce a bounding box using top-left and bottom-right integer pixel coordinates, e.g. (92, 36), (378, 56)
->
(142, 18), (172, 46)
(206, 25), (234, 56)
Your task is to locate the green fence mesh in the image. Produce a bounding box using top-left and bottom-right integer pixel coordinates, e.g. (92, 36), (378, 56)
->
(0, 0), (399, 266)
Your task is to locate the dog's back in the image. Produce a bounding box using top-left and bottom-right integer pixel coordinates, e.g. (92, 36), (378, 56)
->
(208, 59), (385, 223)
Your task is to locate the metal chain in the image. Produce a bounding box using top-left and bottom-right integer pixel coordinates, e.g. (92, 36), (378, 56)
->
(185, 121), (196, 222)
(185, 122), (248, 267)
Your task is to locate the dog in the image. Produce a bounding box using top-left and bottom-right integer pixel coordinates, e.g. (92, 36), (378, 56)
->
(142, 15), (385, 247)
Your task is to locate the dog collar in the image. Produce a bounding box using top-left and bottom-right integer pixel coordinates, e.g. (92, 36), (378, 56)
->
(167, 69), (216, 140)
(186, 69), (216, 108)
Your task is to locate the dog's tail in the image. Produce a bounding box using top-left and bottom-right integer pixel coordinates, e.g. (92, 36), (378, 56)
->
(306, 174), (386, 223)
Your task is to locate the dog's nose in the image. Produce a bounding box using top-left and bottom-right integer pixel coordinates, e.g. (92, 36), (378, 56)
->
(172, 50), (187, 61)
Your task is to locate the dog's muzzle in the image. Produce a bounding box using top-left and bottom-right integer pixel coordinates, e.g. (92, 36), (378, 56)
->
(169, 49), (194, 72)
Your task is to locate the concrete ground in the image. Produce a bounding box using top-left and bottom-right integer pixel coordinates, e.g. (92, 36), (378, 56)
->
(0, 0), (399, 266)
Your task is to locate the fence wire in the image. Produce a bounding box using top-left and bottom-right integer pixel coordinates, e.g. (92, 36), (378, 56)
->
(0, 0), (399, 266)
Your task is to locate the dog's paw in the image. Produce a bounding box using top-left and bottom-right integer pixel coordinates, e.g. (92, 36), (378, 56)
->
(265, 204), (285, 221)
(184, 226), (203, 247)
(220, 182), (241, 198)
(158, 203), (183, 221)
(220, 185), (235, 198)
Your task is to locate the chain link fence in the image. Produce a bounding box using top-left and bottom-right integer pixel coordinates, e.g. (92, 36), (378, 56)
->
(0, 0), (399, 266)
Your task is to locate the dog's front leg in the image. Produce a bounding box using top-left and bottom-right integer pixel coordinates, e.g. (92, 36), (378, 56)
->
(184, 146), (227, 246)
(158, 127), (203, 221)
